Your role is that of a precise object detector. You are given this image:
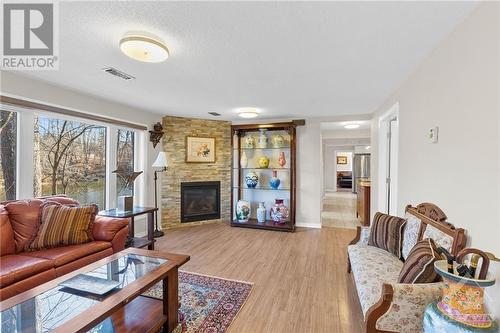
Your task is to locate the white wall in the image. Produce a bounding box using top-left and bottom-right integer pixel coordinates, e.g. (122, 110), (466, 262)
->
(370, 3), (500, 318)
(322, 129), (370, 139)
(1, 72), (162, 234)
(336, 152), (353, 172)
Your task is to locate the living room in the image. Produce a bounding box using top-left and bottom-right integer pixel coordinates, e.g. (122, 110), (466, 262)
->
(1, 1), (499, 333)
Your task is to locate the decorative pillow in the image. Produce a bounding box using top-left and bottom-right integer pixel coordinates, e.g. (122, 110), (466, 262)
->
(401, 212), (422, 260)
(423, 224), (454, 253)
(398, 238), (441, 283)
(368, 212), (406, 258)
(29, 202), (97, 250)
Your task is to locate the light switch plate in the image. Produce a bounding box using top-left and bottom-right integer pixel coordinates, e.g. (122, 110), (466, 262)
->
(428, 127), (439, 143)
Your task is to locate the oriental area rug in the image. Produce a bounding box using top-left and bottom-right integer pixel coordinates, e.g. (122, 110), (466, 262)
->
(144, 271), (253, 333)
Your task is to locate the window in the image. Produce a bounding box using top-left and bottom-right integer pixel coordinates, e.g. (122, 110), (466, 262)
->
(34, 115), (107, 209)
(0, 111), (17, 201)
(116, 129), (135, 197)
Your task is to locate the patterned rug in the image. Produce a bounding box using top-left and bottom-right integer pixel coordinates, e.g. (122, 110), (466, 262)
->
(144, 271), (253, 333)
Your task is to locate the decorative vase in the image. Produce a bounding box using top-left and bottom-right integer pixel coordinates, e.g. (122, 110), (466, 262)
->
(258, 129), (268, 148)
(236, 200), (251, 223)
(240, 151), (248, 168)
(272, 134), (285, 148)
(259, 156), (270, 168)
(269, 170), (280, 189)
(423, 254), (497, 333)
(256, 202), (266, 223)
(278, 152), (286, 168)
(270, 199), (289, 224)
(244, 135), (256, 149)
(245, 171), (259, 188)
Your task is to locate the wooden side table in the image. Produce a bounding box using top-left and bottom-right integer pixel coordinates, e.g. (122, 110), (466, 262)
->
(98, 207), (158, 250)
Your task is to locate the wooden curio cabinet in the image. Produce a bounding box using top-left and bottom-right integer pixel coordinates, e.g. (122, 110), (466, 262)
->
(231, 122), (298, 232)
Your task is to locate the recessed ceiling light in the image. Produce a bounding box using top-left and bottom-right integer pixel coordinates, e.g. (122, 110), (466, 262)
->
(344, 124), (360, 129)
(120, 32), (169, 63)
(237, 107), (260, 119)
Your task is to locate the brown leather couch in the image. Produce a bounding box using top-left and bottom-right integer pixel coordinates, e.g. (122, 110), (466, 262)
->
(0, 196), (129, 301)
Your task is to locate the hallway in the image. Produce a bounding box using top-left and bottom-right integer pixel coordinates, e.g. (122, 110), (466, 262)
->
(321, 191), (361, 229)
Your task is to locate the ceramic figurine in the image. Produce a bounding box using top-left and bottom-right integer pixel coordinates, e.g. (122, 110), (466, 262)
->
(270, 199), (289, 224)
(259, 156), (270, 168)
(258, 129), (268, 148)
(244, 135), (256, 149)
(256, 202), (266, 223)
(278, 152), (286, 168)
(272, 134), (285, 148)
(245, 171), (259, 188)
(236, 200), (251, 223)
(240, 151), (248, 168)
(423, 249), (497, 333)
(269, 170), (280, 189)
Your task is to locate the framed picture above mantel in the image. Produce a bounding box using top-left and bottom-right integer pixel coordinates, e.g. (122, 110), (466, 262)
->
(231, 121), (302, 232)
(186, 136), (216, 163)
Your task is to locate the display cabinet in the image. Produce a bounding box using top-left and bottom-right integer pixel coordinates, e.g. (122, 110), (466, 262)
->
(231, 122), (298, 232)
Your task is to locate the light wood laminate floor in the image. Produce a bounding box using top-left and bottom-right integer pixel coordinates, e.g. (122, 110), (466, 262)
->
(156, 222), (364, 333)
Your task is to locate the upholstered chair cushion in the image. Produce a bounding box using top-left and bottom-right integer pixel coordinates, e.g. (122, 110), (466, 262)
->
(29, 202), (97, 250)
(401, 212), (422, 260)
(398, 238), (441, 283)
(368, 212), (406, 258)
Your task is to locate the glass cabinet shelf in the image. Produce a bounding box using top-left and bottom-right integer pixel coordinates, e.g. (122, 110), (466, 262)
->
(234, 147), (290, 151)
(233, 186), (291, 191)
(234, 167), (290, 170)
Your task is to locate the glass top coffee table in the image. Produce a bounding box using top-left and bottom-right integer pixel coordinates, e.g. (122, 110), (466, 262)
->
(0, 248), (190, 333)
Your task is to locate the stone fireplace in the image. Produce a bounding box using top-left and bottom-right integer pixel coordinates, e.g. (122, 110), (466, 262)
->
(160, 116), (231, 229)
(181, 181), (220, 223)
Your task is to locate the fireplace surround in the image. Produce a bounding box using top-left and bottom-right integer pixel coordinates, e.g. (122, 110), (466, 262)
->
(181, 181), (221, 223)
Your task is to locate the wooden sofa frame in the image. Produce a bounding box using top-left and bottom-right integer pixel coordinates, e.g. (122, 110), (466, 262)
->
(347, 202), (466, 333)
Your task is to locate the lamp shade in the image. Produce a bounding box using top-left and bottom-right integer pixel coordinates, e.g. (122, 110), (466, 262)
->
(152, 152), (168, 168)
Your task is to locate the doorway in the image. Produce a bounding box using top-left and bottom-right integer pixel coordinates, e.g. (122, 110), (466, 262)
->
(378, 103), (399, 215)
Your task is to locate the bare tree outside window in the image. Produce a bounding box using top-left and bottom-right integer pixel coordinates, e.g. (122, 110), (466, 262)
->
(0, 110), (17, 201)
(34, 116), (106, 209)
(116, 129), (135, 197)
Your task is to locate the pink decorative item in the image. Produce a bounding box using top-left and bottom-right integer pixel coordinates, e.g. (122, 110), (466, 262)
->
(270, 199), (289, 224)
(278, 152), (286, 168)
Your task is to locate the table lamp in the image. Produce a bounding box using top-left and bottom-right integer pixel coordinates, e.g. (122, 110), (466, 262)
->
(152, 152), (168, 237)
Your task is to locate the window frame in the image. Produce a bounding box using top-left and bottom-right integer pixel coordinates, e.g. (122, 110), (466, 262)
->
(1, 105), (141, 210)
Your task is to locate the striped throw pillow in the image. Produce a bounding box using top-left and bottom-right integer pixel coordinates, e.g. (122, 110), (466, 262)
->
(29, 202), (97, 250)
(398, 238), (441, 283)
(368, 212), (406, 258)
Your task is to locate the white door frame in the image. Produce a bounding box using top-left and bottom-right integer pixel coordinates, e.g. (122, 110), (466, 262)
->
(378, 102), (399, 215)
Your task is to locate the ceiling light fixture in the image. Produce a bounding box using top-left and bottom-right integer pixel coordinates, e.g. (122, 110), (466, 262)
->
(344, 124), (360, 129)
(237, 107), (260, 119)
(120, 32), (169, 63)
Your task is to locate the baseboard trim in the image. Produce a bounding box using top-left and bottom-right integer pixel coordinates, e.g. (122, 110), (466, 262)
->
(296, 222), (322, 229)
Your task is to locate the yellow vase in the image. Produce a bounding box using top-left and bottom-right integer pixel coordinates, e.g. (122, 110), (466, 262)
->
(259, 156), (270, 168)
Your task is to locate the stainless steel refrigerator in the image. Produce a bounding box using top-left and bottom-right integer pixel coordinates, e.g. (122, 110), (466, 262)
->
(352, 153), (371, 193)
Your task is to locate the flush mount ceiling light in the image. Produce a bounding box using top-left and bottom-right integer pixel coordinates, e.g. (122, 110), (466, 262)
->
(237, 107), (260, 119)
(119, 32), (169, 63)
(344, 123), (360, 129)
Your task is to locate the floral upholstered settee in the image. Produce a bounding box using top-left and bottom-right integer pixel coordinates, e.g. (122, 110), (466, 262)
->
(347, 203), (466, 333)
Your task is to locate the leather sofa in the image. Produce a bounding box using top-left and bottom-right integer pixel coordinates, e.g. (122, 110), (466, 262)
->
(0, 196), (129, 301)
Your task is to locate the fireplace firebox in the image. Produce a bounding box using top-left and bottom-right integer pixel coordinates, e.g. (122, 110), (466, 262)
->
(181, 181), (220, 223)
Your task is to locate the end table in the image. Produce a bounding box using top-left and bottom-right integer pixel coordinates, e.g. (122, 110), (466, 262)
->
(98, 207), (158, 250)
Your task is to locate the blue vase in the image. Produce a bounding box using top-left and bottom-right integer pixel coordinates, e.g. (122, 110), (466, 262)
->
(269, 171), (280, 189)
(245, 171), (258, 188)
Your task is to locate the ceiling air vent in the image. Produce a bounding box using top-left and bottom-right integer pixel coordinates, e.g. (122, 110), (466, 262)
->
(102, 67), (135, 80)
(208, 112), (221, 116)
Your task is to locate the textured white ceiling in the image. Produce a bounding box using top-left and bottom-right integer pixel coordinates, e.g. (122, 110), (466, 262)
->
(17, 1), (477, 120)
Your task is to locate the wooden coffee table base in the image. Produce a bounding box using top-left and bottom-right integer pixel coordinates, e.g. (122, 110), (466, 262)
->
(105, 268), (179, 333)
